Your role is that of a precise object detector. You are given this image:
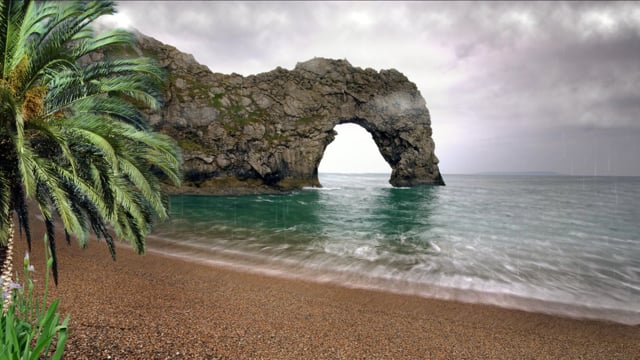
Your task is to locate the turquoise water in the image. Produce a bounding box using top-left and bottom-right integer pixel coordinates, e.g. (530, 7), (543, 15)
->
(149, 174), (640, 324)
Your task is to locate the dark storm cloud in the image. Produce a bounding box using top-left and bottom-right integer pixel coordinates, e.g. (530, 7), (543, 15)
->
(110, 1), (640, 175)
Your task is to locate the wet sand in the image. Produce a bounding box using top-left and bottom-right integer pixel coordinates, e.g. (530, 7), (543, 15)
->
(14, 222), (640, 359)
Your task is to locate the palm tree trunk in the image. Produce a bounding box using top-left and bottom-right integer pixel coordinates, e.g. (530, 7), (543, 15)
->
(1, 220), (15, 313)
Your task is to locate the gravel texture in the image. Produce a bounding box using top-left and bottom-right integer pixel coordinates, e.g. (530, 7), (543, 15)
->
(14, 224), (640, 359)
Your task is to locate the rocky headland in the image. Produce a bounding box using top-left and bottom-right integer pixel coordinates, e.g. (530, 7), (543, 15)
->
(97, 33), (445, 194)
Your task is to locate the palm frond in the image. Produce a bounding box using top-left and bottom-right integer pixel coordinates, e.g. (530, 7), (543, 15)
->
(1, 0), (182, 281)
(1, 0), (30, 78)
(11, 180), (31, 251)
(64, 119), (119, 167)
(82, 57), (165, 83)
(72, 28), (134, 59)
(76, 96), (150, 130)
(96, 75), (163, 111)
(118, 156), (167, 219)
(30, 152), (84, 237)
(44, 216), (58, 284)
(0, 174), (11, 246)
(18, 1), (116, 94)
(26, 117), (77, 175)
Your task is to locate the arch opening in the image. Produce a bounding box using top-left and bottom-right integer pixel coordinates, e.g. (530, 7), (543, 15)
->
(318, 123), (392, 179)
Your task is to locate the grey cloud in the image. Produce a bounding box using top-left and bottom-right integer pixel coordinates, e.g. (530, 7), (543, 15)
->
(117, 2), (313, 70)
(434, 2), (640, 132)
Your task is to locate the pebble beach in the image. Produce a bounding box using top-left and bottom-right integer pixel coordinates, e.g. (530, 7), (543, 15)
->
(15, 222), (640, 359)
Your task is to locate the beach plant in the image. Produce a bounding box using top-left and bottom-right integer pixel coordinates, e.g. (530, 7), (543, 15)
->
(1, 235), (69, 359)
(0, 0), (181, 285)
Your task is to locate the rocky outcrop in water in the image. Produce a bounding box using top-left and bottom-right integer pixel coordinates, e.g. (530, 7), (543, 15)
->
(114, 34), (444, 193)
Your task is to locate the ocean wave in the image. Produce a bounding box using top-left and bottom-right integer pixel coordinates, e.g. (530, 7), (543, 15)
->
(151, 174), (640, 325)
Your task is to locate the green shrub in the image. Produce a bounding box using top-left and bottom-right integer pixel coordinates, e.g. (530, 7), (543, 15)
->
(0, 236), (69, 359)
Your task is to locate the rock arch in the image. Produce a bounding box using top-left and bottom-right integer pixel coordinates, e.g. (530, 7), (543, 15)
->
(134, 35), (444, 193)
(324, 114), (443, 187)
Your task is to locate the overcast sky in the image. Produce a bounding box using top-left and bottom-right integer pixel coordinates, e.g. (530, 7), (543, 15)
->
(103, 1), (640, 176)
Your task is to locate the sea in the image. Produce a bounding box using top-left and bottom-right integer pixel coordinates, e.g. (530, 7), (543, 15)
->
(148, 173), (640, 325)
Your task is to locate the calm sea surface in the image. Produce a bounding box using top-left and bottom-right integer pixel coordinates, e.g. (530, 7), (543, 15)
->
(149, 174), (640, 324)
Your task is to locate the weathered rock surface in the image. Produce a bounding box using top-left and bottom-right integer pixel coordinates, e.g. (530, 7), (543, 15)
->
(125, 33), (444, 193)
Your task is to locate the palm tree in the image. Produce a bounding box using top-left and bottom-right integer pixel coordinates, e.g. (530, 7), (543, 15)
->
(0, 0), (181, 289)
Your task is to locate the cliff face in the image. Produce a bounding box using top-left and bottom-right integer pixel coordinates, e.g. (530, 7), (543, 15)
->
(125, 34), (444, 193)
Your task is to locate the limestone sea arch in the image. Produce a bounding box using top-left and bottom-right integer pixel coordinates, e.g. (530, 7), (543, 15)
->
(124, 34), (445, 193)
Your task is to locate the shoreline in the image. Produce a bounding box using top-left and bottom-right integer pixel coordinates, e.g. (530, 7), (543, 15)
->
(146, 236), (640, 326)
(14, 222), (640, 359)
